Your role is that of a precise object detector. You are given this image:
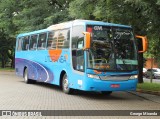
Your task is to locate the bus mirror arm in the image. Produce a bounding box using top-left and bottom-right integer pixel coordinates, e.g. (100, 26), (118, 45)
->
(136, 35), (148, 53)
(83, 32), (91, 50)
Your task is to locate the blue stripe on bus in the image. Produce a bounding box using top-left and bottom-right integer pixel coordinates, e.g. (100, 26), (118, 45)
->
(15, 58), (54, 83)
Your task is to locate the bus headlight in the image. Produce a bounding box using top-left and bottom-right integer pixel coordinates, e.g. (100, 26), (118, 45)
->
(87, 74), (100, 80)
(129, 75), (138, 80)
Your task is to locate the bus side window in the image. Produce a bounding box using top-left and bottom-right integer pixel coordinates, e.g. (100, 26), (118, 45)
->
(57, 29), (70, 49)
(72, 26), (84, 49)
(77, 38), (84, 49)
(72, 25), (85, 71)
(30, 35), (38, 50)
(22, 36), (29, 51)
(72, 50), (84, 71)
(26, 44), (29, 50)
(47, 31), (59, 49)
(72, 50), (77, 69)
(38, 33), (47, 50)
(57, 32), (65, 49)
(17, 37), (23, 51)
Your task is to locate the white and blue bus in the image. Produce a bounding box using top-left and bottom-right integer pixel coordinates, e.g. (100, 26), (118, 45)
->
(15, 20), (147, 94)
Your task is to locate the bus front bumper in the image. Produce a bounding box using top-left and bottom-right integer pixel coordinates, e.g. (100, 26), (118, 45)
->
(82, 78), (138, 92)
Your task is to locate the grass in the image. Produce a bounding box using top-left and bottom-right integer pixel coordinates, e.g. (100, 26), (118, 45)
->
(0, 68), (15, 71)
(137, 82), (160, 92)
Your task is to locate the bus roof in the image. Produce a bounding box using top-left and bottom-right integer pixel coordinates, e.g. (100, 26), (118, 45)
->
(74, 19), (131, 28)
(17, 19), (132, 37)
(17, 29), (49, 38)
(47, 19), (132, 30)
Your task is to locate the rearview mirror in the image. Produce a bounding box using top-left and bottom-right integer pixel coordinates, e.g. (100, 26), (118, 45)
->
(136, 35), (148, 53)
(83, 32), (91, 50)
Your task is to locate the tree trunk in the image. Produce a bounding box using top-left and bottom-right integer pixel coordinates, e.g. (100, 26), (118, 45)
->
(138, 53), (143, 83)
(11, 56), (15, 68)
(150, 58), (153, 83)
(1, 57), (5, 68)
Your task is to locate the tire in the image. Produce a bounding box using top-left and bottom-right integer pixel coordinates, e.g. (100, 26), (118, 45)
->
(24, 68), (33, 84)
(62, 74), (73, 94)
(101, 91), (112, 95)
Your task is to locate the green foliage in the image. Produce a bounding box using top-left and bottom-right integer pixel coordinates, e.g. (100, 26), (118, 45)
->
(69, 0), (96, 19)
(69, 0), (160, 65)
(0, 29), (15, 68)
(0, 0), (73, 33)
(12, 0), (53, 33)
(0, 0), (72, 68)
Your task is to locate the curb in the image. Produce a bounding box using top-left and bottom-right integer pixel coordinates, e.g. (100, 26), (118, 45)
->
(136, 89), (160, 96)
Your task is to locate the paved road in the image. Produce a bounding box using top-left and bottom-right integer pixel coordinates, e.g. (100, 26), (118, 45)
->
(0, 71), (160, 118)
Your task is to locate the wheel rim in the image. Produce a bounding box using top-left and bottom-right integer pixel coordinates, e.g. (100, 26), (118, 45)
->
(24, 70), (28, 82)
(63, 76), (68, 91)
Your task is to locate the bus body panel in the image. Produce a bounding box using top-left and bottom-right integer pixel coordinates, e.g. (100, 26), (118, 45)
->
(15, 49), (71, 84)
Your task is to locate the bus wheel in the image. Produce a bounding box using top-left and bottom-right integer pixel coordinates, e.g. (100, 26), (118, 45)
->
(62, 74), (73, 94)
(101, 91), (112, 95)
(24, 68), (32, 84)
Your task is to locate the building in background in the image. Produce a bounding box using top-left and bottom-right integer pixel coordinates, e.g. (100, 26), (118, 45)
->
(145, 58), (158, 69)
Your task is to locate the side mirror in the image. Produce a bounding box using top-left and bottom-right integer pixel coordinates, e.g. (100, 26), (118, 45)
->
(136, 35), (148, 53)
(83, 32), (91, 49)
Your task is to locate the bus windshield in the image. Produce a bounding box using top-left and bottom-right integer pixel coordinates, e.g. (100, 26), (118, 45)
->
(87, 25), (138, 71)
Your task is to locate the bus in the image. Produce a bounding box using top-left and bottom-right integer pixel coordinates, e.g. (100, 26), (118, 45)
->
(15, 20), (147, 95)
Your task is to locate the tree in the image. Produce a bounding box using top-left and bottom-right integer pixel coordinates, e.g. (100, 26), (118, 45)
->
(0, 0), (72, 68)
(0, 29), (15, 68)
(69, 0), (96, 20)
(0, 0), (18, 68)
(13, 0), (73, 33)
(69, 0), (160, 83)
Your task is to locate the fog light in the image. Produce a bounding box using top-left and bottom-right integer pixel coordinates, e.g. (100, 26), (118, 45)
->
(87, 74), (100, 80)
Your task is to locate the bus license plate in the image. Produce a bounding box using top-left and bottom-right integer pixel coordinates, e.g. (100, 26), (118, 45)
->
(111, 84), (120, 88)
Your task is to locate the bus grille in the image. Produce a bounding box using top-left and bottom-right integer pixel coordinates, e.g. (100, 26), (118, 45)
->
(99, 75), (130, 81)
